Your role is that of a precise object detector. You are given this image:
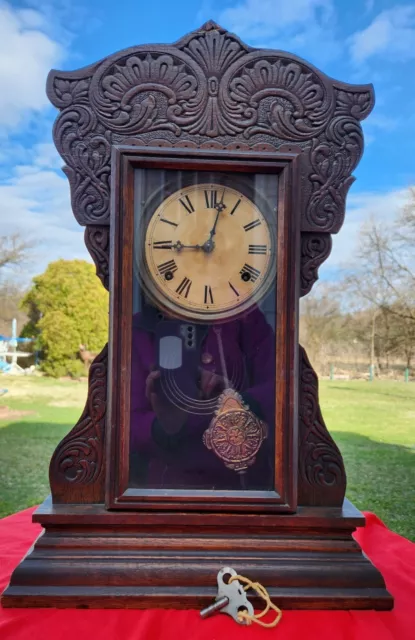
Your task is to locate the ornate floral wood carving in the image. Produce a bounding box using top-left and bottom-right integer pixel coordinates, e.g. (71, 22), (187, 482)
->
(47, 20), (374, 240)
(300, 233), (333, 297)
(298, 346), (346, 506)
(84, 226), (110, 290)
(49, 345), (107, 503)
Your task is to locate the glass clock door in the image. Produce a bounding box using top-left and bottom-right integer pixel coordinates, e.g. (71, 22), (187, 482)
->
(129, 167), (278, 492)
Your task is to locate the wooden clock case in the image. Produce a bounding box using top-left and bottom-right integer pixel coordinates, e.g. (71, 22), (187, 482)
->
(2, 21), (393, 610)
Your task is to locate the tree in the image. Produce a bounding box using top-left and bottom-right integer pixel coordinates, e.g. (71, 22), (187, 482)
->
(21, 259), (108, 377)
(0, 281), (27, 336)
(0, 233), (33, 271)
(299, 189), (415, 376)
(300, 283), (355, 373)
(333, 187), (415, 372)
(356, 218), (415, 323)
(0, 233), (33, 335)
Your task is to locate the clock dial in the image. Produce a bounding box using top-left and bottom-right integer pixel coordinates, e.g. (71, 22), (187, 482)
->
(142, 183), (275, 321)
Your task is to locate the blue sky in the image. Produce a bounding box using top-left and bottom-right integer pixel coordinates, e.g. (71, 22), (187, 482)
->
(0, 0), (414, 281)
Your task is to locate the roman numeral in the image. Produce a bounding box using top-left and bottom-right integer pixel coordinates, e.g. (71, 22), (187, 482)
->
(158, 259), (177, 275)
(248, 244), (267, 254)
(229, 199), (241, 215)
(243, 219), (261, 232)
(179, 195), (194, 214)
(240, 263), (261, 283)
(153, 240), (173, 250)
(204, 189), (218, 208)
(176, 277), (192, 298)
(160, 218), (178, 227)
(204, 285), (214, 304)
(229, 282), (239, 297)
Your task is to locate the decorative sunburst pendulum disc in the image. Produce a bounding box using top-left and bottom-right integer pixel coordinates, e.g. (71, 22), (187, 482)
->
(203, 389), (268, 473)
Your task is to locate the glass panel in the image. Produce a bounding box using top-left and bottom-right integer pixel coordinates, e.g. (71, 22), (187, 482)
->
(129, 168), (278, 491)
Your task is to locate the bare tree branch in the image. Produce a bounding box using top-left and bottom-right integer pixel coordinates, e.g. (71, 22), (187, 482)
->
(0, 234), (33, 271)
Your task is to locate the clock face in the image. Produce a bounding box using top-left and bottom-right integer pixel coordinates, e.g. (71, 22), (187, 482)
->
(142, 183), (275, 321)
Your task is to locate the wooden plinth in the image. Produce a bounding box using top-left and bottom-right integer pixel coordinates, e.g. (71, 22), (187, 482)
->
(2, 497), (393, 610)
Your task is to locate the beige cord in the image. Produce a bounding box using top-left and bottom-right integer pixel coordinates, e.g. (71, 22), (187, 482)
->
(229, 574), (283, 629)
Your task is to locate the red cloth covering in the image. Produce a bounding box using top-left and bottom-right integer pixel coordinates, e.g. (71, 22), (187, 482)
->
(0, 508), (413, 639)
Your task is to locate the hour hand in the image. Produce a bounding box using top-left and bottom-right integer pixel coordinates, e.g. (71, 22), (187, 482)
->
(172, 240), (202, 252)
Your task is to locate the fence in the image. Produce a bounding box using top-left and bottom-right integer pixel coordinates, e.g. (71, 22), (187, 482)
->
(323, 361), (413, 382)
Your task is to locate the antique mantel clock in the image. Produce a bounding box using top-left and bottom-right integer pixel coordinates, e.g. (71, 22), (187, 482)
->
(2, 21), (393, 610)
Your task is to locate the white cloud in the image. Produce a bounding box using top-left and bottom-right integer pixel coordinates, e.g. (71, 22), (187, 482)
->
(365, 114), (398, 132)
(32, 142), (64, 170)
(18, 8), (46, 30)
(349, 5), (415, 63)
(219, 0), (340, 64)
(220, 0), (333, 38)
(361, 111), (400, 145)
(0, 140), (29, 168)
(0, 4), (86, 281)
(0, 150), (90, 281)
(325, 186), (413, 271)
(0, 2), (63, 131)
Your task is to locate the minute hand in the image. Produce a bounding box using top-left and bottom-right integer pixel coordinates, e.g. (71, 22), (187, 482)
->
(203, 192), (227, 252)
(210, 209), (221, 238)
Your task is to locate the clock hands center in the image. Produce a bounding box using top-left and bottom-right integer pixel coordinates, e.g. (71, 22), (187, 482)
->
(171, 191), (227, 254)
(171, 239), (215, 254)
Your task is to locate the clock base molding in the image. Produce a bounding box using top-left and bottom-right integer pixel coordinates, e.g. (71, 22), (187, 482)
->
(2, 497), (392, 610)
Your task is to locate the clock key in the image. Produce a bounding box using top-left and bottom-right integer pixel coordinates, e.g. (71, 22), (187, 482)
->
(200, 567), (254, 625)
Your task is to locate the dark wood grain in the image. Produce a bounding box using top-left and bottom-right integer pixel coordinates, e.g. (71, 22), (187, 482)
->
(49, 345), (107, 504)
(2, 499), (392, 610)
(84, 226), (110, 291)
(298, 346), (346, 506)
(300, 233), (333, 297)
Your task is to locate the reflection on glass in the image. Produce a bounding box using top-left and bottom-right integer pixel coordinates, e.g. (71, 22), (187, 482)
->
(129, 169), (278, 491)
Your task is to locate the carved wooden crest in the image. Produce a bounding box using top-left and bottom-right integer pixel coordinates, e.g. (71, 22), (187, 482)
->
(47, 19), (373, 237)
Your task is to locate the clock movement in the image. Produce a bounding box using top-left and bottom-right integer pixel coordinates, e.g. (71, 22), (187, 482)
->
(2, 20), (393, 610)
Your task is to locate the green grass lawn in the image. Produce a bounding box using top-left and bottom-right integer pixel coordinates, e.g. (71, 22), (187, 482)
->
(0, 376), (87, 517)
(0, 376), (414, 540)
(320, 380), (415, 541)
